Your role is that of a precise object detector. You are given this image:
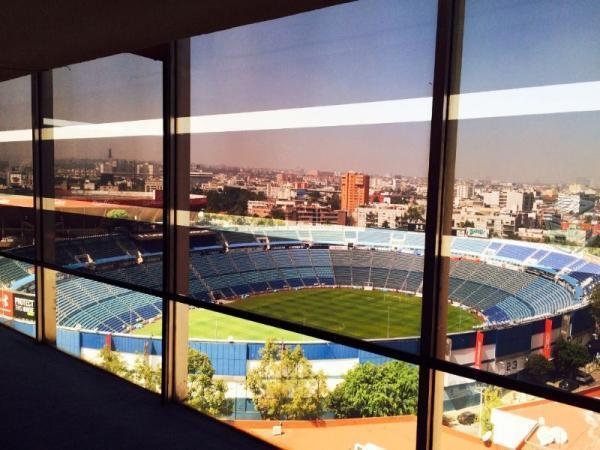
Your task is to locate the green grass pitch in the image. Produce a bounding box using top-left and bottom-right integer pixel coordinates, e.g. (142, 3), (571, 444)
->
(134, 288), (482, 341)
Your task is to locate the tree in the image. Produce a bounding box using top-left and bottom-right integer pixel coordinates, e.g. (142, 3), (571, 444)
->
(308, 191), (321, 204)
(405, 206), (424, 222)
(106, 209), (129, 220)
(328, 193), (341, 210)
(480, 386), (503, 434)
(365, 211), (378, 227)
(588, 236), (600, 248)
(553, 338), (593, 378)
(246, 339), (328, 420)
(187, 348), (232, 417)
(591, 284), (600, 331)
(205, 186), (264, 216)
(270, 207), (286, 220)
(390, 196), (409, 205)
(464, 220), (475, 228)
(99, 344), (131, 379)
(328, 361), (418, 418)
(523, 353), (553, 382)
(132, 355), (161, 393)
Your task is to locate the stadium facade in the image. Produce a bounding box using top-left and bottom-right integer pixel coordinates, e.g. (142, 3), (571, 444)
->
(1, 226), (597, 417)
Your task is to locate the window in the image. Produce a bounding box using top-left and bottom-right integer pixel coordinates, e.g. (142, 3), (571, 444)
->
(0, 76), (35, 255)
(0, 255), (36, 338)
(47, 54), (163, 290)
(185, 0), (438, 353)
(181, 306), (419, 448)
(53, 269), (163, 392)
(444, 0), (600, 400)
(0, 1), (598, 449)
(438, 371), (600, 450)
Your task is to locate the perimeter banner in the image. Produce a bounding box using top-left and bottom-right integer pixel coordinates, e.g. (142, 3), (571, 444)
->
(13, 293), (36, 321)
(474, 330), (484, 369)
(0, 289), (14, 318)
(543, 318), (552, 359)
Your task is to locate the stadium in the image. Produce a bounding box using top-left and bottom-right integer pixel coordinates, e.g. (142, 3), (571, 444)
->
(0, 224), (598, 417)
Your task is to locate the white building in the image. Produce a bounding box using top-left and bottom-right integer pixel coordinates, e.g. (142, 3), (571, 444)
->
(482, 191), (501, 207)
(356, 203), (409, 228)
(454, 182), (474, 200)
(556, 194), (595, 215)
(505, 191), (534, 213)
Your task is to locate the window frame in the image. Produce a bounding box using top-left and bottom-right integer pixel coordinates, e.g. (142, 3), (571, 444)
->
(0, 2), (597, 450)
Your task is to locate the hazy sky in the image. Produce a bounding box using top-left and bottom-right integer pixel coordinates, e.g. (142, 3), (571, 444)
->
(0, 0), (599, 184)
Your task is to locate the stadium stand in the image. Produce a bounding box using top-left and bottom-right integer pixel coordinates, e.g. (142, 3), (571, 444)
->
(4, 227), (597, 329)
(0, 257), (30, 284)
(451, 237), (490, 256)
(495, 244), (537, 262)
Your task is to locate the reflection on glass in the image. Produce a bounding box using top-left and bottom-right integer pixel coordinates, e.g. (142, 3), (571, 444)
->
(151, 306), (419, 449)
(0, 255), (36, 337)
(439, 372), (600, 450)
(54, 270), (163, 392)
(184, 0), (440, 352)
(443, 0), (600, 396)
(47, 53), (163, 289)
(0, 76), (34, 253)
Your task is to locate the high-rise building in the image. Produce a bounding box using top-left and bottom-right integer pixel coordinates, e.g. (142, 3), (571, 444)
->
(454, 182), (473, 200)
(505, 191), (535, 212)
(340, 171), (369, 213)
(556, 193), (595, 215)
(482, 190), (500, 207)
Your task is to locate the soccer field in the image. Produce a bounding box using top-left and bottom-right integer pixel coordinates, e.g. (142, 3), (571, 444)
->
(134, 288), (482, 341)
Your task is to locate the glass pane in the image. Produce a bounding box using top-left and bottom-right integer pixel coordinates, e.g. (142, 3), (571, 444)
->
(47, 54), (163, 290)
(143, 304), (419, 449)
(53, 269), (163, 392)
(0, 255), (36, 337)
(443, 0), (600, 395)
(0, 75), (35, 257)
(184, 0), (439, 353)
(437, 371), (600, 450)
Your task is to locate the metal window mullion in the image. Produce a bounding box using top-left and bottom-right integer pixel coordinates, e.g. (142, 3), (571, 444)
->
(31, 70), (56, 344)
(416, 1), (464, 449)
(162, 39), (191, 402)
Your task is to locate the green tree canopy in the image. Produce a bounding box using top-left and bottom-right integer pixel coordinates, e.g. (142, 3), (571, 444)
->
(480, 386), (503, 434)
(99, 344), (131, 379)
(106, 209), (129, 220)
(587, 236), (600, 248)
(590, 284), (600, 330)
(246, 339), (328, 420)
(328, 361), (418, 418)
(553, 338), (593, 377)
(308, 191), (321, 203)
(132, 356), (161, 393)
(187, 348), (232, 417)
(524, 353), (553, 382)
(390, 196), (409, 205)
(328, 193), (341, 210)
(405, 206), (424, 222)
(205, 187), (264, 216)
(270, 207), (286, 220)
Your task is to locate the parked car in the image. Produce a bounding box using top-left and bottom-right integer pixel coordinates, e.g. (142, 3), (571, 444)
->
(457, 411), (476, 425)
(558, 379), (580, 391)
(574, 371), (594, 385)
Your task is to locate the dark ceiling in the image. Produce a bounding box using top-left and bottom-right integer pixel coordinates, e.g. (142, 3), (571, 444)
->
(0, 0), (349, 81)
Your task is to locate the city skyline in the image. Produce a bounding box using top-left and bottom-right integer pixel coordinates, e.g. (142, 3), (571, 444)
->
(3, 149), (600, 189)
(1, 0), (599, 184)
